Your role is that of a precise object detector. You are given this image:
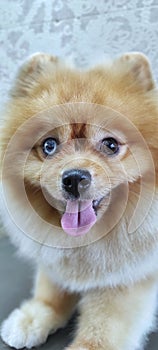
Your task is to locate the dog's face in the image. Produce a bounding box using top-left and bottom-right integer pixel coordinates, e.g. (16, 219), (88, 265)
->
(25, 112), (130, 236)
(1, 53), (158, 241)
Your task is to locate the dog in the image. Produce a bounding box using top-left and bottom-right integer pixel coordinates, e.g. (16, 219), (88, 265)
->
(0, 52), (158, 350)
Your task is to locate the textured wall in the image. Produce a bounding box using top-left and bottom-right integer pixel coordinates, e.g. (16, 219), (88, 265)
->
(0, 0), (158, 105)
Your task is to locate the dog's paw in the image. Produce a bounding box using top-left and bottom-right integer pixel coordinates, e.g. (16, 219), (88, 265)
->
(1, 299), (63, 349)
(66, 342), (94, 350)
(66, 347), (88, 350)
(66, 340), (106, 350)
(66, 348), (87, 350)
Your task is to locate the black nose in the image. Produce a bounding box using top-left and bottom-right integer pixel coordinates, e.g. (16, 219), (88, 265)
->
(62, 169), (91, 199)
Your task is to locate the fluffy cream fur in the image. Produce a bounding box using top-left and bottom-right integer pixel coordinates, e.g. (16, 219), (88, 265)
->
(0, 52), (158, 350)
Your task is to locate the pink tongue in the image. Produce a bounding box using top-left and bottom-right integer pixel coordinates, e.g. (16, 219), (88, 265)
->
(61, 200), (96, 236)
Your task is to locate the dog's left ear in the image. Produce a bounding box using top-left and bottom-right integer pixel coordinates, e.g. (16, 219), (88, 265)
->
(11, 53), (59, 97)
(114, 52), (155, 92)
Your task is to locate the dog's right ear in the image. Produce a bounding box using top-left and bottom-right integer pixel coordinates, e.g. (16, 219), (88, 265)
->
(113, 52), (155, 92)
(11, 53), (59, 98)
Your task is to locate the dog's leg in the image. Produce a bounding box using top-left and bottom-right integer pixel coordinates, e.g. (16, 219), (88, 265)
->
(1, 267), (78, 349)
(66, 277), (158, 350)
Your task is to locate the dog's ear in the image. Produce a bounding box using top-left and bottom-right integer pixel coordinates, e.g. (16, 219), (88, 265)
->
(114, 52), (155, 91)
(11, 53), (59, 97)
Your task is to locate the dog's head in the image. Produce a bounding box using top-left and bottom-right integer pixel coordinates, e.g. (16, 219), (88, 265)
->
(1, 53), (158, 241)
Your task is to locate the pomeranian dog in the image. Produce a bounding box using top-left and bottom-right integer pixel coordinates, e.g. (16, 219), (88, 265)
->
(0, 52), (158, 350)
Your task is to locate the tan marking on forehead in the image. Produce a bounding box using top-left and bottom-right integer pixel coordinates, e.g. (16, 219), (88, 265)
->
(70, 123), (86, 139)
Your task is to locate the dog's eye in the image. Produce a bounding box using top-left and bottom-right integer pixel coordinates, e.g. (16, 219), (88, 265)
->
(42, 138), (58, 156)
(100, 137), (119, 155)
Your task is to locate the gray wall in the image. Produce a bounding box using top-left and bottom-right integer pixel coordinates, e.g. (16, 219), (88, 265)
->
(0, 0), (158, 105)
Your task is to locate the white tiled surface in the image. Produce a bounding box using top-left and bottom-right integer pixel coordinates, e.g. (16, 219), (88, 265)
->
(0, 0), (158, 105)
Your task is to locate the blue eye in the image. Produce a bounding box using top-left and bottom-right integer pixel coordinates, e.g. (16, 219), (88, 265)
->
(42, 138), (58, 156)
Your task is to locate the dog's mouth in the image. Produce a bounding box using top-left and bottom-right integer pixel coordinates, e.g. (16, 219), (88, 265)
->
(61, 197), (104, 237)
